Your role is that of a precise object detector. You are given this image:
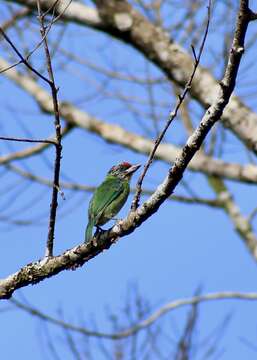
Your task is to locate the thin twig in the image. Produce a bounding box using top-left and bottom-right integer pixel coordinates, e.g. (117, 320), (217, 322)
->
(0, 124), (71, 166)
(25, 0), (72, 62)
(0, 10), (55, 72)
(6, 163), (223, 208)
(0, 5), (64, 257)
(2, 56), (257, 184)
(0, 26), (51, 85)
(0, 60), (23, 74)
(10, 291), (257, 340)
(36, 0), (63, 257)
(0, 0), (252, 297)
(50, 0), (73, 25)
(0, 136), (56, 145)
(131, 0), (211, 211)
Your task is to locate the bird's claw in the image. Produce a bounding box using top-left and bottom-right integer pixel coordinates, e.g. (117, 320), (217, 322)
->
(91, 226), (105, 247)
(95, 225), (104, 234)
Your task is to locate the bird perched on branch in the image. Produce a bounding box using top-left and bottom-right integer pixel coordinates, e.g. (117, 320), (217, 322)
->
(85, 162), (141, 243)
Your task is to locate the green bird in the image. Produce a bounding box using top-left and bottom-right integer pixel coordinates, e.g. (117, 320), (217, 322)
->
(85, 162), (141, 243)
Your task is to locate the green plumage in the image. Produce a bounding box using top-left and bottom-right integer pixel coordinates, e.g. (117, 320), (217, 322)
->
(85, 162), (140, 243)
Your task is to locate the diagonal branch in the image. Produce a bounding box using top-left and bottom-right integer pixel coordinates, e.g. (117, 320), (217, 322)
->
(10, 291), (257, 339)
(0, 0), (252, 299)
(209, 176), (257, 257)
(7, 163), (222, 208)
(5, 0), (257, 155)
(131, 0), (211, 210)
(0, 26), (51, 84)
(1, 57), (257, 185)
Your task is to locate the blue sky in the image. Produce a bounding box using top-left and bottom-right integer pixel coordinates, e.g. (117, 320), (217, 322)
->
(0, 1), (257, 359)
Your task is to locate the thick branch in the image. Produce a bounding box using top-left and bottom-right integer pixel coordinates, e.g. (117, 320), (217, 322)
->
(7, 163), (222, 208)
(5, 0), (257, 154)
(0, 0), (252, 299)
(209, 176), (257, 258)
(1, 57), (257, 185)
(132, 2), (211, 209)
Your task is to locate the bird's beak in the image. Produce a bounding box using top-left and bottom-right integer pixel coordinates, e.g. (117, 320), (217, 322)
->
(125, 163), (141, 175)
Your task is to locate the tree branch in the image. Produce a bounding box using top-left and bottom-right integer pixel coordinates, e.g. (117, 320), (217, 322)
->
(5, 0), (257, 154)
(36, 0), (63, 257)
(0, 125), (72, 165)
(131, 1), (211, 209)
(10, 291), (257, 339)
(0, 136), (56, 145)
(6, 163), (222, 208)
(1, 57), (257, 185)
(0, 26), (51, 84)
(0, 0), (252, 299)
(209, 176), (257, 258)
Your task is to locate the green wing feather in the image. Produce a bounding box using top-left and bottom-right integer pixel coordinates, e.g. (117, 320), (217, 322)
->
(90, 176), (124, 220)
(85, 220), (94, 243)
(85, 176), (126, 243)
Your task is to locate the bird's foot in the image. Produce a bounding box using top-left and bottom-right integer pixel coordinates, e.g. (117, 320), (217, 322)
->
(95, 225), (104, 234)
(91, 226), (105, 247)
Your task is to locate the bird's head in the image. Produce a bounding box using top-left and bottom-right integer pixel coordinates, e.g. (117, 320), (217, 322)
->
(108, 162), (141, 180)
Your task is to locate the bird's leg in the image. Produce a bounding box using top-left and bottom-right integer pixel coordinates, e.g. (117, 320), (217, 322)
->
(91, 225), (105, 247)
(95, 225), (104, 235)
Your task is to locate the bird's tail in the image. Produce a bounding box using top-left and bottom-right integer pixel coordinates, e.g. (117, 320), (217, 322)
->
(85, 221), (94, 243)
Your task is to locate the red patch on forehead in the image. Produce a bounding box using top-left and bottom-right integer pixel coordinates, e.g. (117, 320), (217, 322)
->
(120, 162), (131, 168)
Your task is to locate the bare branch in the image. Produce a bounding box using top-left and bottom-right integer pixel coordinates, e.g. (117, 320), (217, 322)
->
(1, 57), (257, 185)
(0, 125), (72, 166)
(7, 163), (222, 208)
(6, 0), (257, 154)
(10, 291), (257, 339)
(36, 0), (63, 257)
(0, 136), (56, 145)
(0, 0), (253, 298)
(1, 8), (32, 32)
(0, 26), (51, 84)
(209, 176), (257, 258)
(0, 60), (23, 74)
(174, 292), (199, 360)
(131, 0), (211, 210)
